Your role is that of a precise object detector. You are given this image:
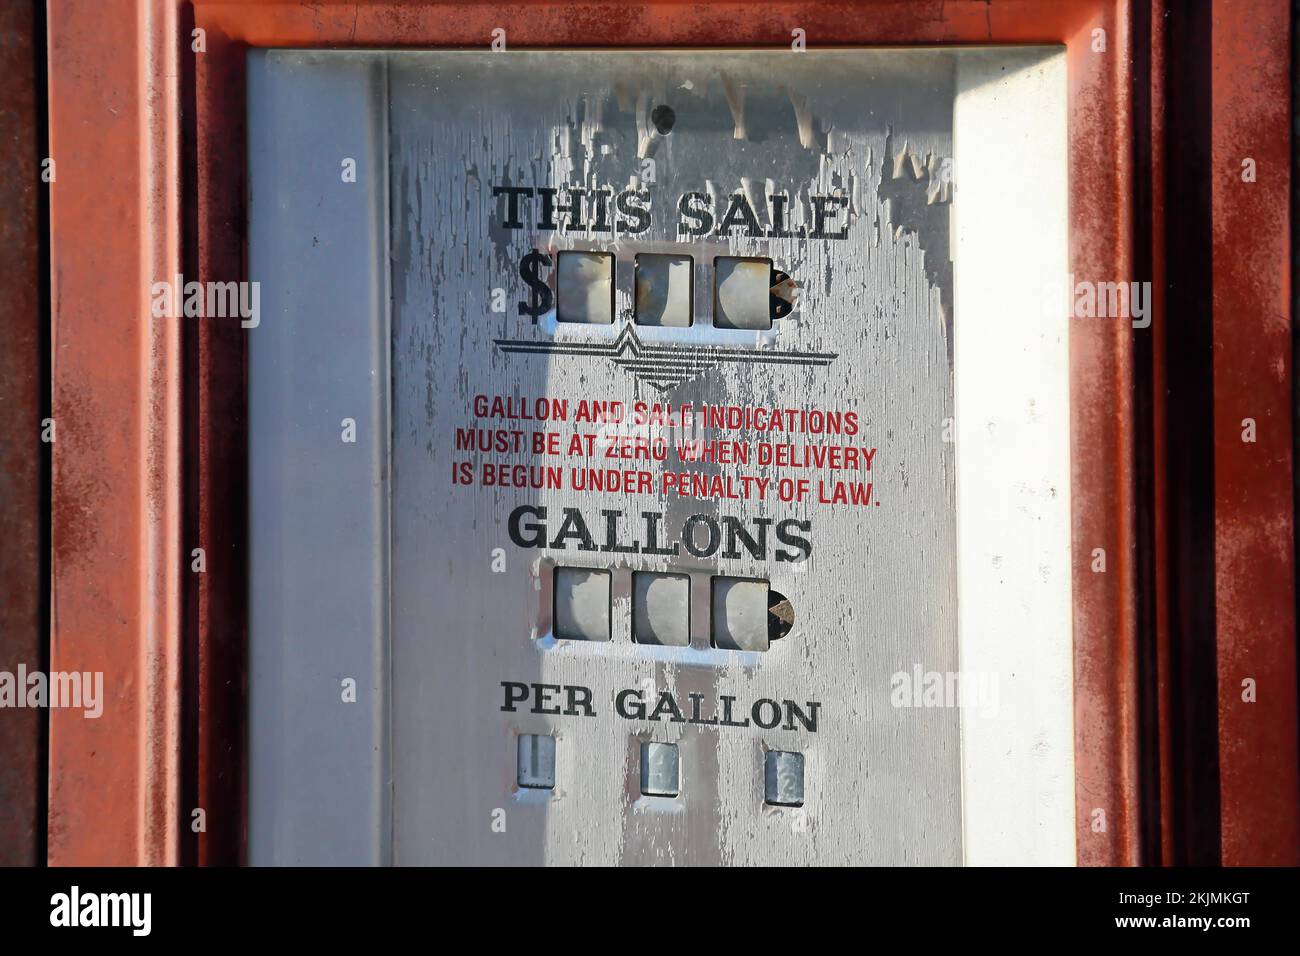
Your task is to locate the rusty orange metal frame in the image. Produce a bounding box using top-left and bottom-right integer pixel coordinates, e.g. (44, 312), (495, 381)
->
(46, 0), (183, 866)
(43, 0), (1297, 866)
(1209, 0), (1299, 866)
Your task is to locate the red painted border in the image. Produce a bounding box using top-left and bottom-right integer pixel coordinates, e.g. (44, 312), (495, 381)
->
(1210, 0), (1299, 867)
(46, 0), (184, 865)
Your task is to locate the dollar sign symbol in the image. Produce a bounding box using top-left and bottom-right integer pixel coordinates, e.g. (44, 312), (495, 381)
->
(518, 250), (553, 320)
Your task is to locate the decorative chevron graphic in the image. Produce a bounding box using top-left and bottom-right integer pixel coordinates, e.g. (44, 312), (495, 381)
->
(493, 325), (838, 394)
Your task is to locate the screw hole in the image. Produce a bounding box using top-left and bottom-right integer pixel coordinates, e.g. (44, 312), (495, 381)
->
(650, 104), (676, 135)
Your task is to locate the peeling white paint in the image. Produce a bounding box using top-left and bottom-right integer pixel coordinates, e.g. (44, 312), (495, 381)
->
(387, 50), (962, 865)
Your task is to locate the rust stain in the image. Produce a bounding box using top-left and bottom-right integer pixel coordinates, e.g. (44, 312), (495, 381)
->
(48, 381), (110, 572)
(1209, 0), (1300, 867)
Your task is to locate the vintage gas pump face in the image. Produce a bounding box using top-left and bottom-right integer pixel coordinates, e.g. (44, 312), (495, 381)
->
(249, 49), (980, 865)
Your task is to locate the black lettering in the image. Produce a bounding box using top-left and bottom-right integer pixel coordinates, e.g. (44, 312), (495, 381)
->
(501, 681), (530, 712)
(531, 683), (562, 715)
(719, 694), (750, 727)
(560, 188), (588, 233)
(766, 193), (804, 238)
(810, 194), (850, 239)
(589, 189), (613, 233)
(564, 684), (595, 717)
(600, 509), (639, 554)
(683, 514), (721, 558)
(677, 191), (714, 236)
(775, 518), (813, 562)
(537, 187), (560, 231)
(688, 692), (718, 725)
(783, 699), (820, 732)
(641, 511), (680, 556)
(508, 505), (548, 548)
(752, 698), (783, 729)
(722, 515), (771, 559)
(616, 688), (646, 720)
(616, 189), (652, 234)
(492, 185), (532, 229)
(648, 691), (686, 723)
(715, 193), (763, 237)
(550, 507), (598, 551)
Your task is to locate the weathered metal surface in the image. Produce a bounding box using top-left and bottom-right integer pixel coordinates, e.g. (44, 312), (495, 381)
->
(1209, 0), (1300, 866)
(32, 0), (1145, 865)
(390, 49), (959, 865)
(46, 0), (183, 865)
(37, 0), (1292, 870)
(0, 0), (44, 868)
(199, 0), (1137, 867)
(244, 47), (962, 865)
(1058, 0), (1143, 867)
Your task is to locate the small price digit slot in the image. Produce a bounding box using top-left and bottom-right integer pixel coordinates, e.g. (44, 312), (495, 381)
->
(632, 571), (691, 647)
(711, 576), (770, 651)
(713, 256), (775, 330)
(634, 253), (694, 327)
(553, 567), (611, 641)
(556, 250), (615, 324)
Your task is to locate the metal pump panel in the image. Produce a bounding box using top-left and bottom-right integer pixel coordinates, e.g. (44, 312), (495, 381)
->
(249, 49), (962, 865)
